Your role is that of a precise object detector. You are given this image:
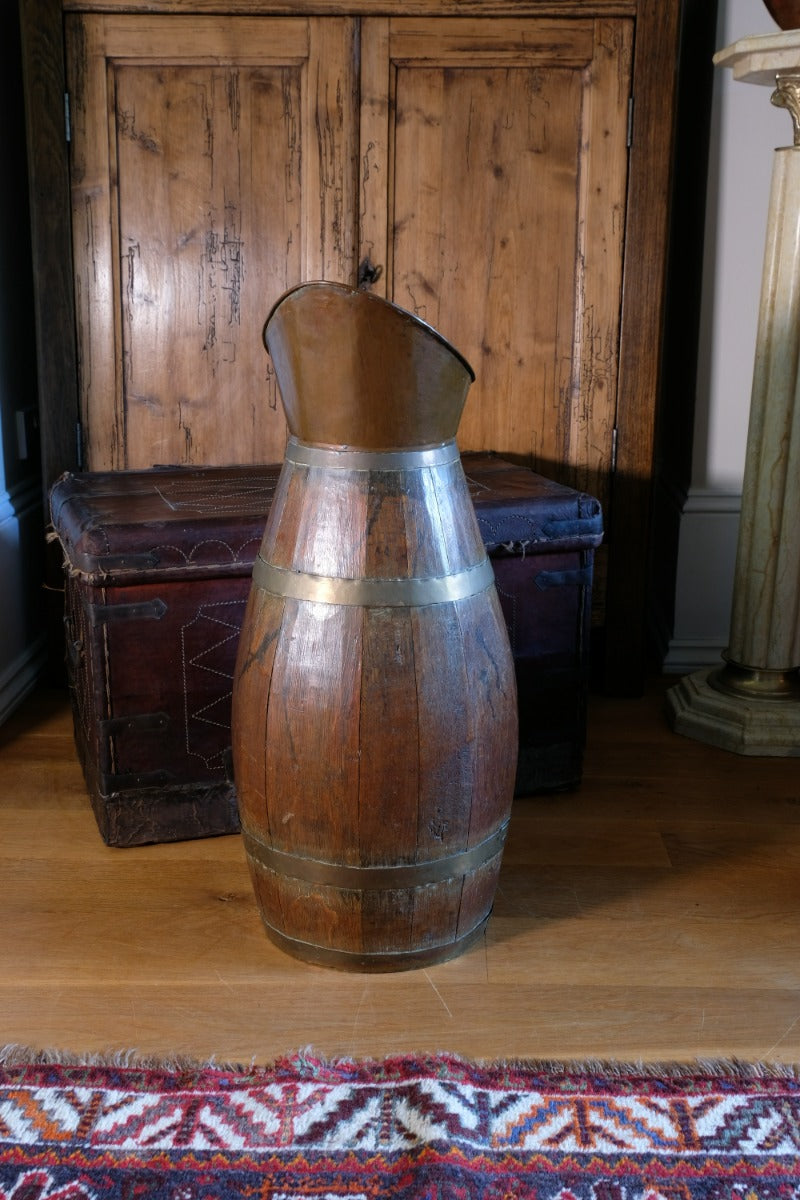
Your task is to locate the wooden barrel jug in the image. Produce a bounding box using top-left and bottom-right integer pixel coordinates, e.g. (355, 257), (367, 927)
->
(232, 281), (518, 971)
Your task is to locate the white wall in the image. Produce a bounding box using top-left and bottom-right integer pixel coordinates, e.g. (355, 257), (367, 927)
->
(666, 0), (792, 670)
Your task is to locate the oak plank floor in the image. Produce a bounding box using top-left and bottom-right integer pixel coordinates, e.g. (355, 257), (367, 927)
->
(2, 678), (800, 1066)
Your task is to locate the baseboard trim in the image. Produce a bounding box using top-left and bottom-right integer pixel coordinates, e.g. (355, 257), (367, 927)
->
(664, 486), (741, 673)
(0, 636), (48, 725)
(680, 488), (741, 515)
(662, 639), (727, 674)
(0, 476), (43, 525)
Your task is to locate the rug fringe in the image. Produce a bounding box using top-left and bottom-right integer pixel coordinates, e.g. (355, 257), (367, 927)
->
(498, 1054), (800, 1080)
(0, 1045), (253, 1072)
(1, 1043), (799, 1080)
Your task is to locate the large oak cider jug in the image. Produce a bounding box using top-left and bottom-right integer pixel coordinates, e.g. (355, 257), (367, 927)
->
(232, 282), (518, 970)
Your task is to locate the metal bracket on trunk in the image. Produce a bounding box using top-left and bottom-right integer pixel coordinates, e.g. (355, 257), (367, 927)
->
(90, 598), (167, 625)
(100, 711), (170, 736)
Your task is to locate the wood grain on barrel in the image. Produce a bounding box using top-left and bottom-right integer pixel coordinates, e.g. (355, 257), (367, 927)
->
(230, 588), (284, 837)
(232, 282), (517, 969)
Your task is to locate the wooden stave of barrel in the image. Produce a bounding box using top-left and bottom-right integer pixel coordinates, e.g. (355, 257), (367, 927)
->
(231, 445), (518, 971)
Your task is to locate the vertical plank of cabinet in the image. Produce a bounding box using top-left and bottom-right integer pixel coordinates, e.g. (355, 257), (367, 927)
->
(569, 20), (632, 503)
(304, 19), (360, 285)
(359, 18), (390, 299)
(66, 14), (359, 471)
(604, 0), (682, 693)
(65, 15), (119, 471)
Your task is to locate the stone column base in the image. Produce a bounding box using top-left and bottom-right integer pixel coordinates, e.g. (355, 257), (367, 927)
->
(666, 669), (800, 756)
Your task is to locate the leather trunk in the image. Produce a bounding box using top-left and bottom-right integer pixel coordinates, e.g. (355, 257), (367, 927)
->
(462, 453), (603, 798)
(49, 454), (602, 846)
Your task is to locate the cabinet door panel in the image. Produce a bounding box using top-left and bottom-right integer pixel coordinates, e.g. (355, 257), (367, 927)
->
(365, 17), (632, 519)
(66, 15), (358, 470)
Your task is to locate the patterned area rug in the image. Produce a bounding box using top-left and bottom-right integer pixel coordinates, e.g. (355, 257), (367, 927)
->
(0, 1049), (799, 1199)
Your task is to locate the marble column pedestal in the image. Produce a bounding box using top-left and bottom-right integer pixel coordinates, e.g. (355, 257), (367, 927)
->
(667, 32), (800, 756)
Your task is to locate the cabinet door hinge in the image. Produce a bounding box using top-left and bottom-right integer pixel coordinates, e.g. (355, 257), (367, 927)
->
(64, 92), (71, 143)
(627, 96), (634, 148)
(611, 427), (619, 473)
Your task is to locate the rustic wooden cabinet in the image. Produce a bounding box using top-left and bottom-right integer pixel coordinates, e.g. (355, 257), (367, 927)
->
(20, 0), (692, 692)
